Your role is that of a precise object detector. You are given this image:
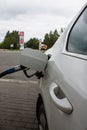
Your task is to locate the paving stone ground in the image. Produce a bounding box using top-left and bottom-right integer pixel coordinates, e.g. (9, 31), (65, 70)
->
(0, 79), (38, 130)
(0, 50), (39, 130)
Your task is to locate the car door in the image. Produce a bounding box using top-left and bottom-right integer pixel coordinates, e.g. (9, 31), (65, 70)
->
(47, 4), (87, 130)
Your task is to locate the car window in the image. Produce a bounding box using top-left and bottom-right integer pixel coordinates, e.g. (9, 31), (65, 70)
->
(67, 7), (87, 55)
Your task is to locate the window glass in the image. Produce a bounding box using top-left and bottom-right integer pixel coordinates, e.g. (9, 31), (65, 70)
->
(67, 8), (87, 55)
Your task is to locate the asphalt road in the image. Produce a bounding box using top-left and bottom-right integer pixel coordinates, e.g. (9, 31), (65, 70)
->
(0, 50), (38, 130)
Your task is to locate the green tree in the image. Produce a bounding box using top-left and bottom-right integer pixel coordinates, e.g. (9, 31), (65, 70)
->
(0, 42), (5, 49)
(0, 31), (19, 49)
(42, 29), (60, 49)
(25, 38), (39, 49)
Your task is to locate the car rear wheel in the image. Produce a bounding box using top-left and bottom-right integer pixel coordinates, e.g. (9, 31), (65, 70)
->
(38, 104), (48, 130)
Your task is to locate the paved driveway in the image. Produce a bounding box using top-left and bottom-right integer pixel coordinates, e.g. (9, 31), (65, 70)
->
(0, 51), (38, 130)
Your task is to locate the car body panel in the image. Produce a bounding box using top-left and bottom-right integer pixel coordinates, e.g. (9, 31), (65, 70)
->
(38, 3), (87, 130)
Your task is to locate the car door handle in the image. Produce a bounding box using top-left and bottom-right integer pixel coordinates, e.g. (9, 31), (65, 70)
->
(49, 83), (73, 114)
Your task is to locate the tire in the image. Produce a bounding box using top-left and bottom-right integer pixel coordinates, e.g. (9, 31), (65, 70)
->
(38, 104), (48, 130)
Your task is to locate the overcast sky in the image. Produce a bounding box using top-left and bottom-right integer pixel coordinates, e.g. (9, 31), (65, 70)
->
(0, 0), (86, 42)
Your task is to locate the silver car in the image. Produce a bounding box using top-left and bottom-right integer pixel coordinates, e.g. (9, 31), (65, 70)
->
(21, 3), (87, 130)
(36, 3), (87, 130)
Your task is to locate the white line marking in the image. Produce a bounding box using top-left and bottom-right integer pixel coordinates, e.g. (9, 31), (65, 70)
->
(0, 78), (38, 84)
